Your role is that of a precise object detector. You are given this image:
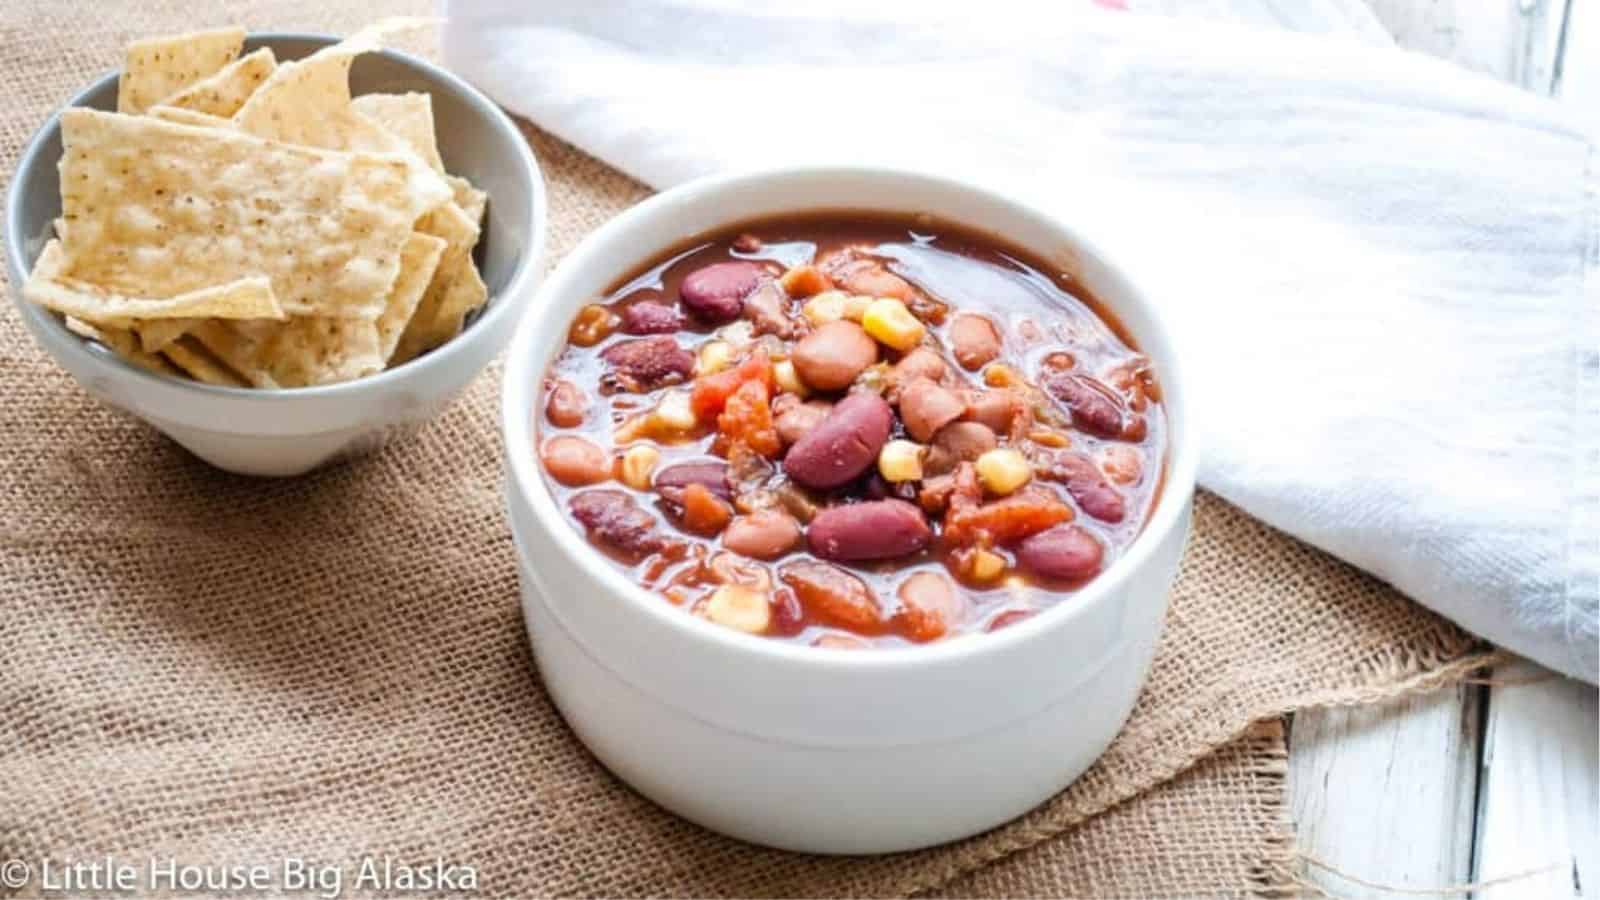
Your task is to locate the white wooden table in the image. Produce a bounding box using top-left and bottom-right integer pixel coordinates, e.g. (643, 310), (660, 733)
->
(1123, 0), (1599, 894)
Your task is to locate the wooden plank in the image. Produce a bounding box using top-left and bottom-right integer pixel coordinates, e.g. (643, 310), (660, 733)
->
(1287, 685), (1484, 895)
(1474, 661), (1600, 898)
(1362, 0), (1567, 90)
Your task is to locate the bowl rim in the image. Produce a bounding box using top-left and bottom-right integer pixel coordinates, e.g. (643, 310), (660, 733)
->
(3, 31), (548, 405)
(501, 164), (1198, 670)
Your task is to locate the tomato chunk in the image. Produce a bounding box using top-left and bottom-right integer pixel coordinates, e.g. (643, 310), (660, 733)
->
(690, 350), (774, 422)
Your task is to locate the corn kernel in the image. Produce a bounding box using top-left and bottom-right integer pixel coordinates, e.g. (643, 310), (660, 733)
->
(841, 295), (872, 321)
(975, 448), (1032, 495)
(983, 363), (1022, 388)
(696, 340), (734, 376)
(569, 304), (618, 347)
(1027, 429), (1071, 449)
(862, 297), (925, 351)
(620, 445), (660, 490)
(654, 390), (697, 431)
(773, 359), (809, 397)
(802, 290), (851, 325)
(877, 439), (925, 483)
(970, 549), (1006, 581)
(701, 584), (772, 634)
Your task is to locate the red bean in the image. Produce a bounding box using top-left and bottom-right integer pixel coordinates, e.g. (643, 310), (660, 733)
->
(1036, 451), (1126, 523)
(1015, 524), (1104, 581)
(949, 313), (1001, 370)
(1043, 372), (1126, 439)
(601, 336), (694, 390)
(541, 435), (611, 486)
(654, 460), (733, 501)
(680, 261), (763, 322)
(570, 490), (670, 560)
(723, 509), (802, 559)
(779, 559), (885, 632)
(897, 377), (966, 442)
(806, 499), (932, 561)
(791, 320), (878, 391)
(782, 392), (893, 489)
(544, 379), (588, 427)
(620, 301), (685, 335)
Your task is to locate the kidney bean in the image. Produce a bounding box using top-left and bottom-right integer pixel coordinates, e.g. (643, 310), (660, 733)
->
(964, 388), (1028, 436)
(541, 435), (612, 486)
(779, 559), (884, 632)
(570, 490), (670, 560)
(723, 509), (802, 559)
(620, 301), (685, 335)
(1043, 372), (1126, 439)
(806, 499), (932, 561)
(601, 336), (694, 391)
(782, 392), (893, 489)
(1035, 450), (1125, 523)
(545, 379), (588, 428)
(898, 377), (966, 442)
(773, 398), (831, 447)
(680, 261), (764, 322)
(1015, 523), (1104, 581)
(654, 460), (733, 501)
(949, 313), (1001, 370)
(895, 571), (964, 642)
(791, 320), (878, 391)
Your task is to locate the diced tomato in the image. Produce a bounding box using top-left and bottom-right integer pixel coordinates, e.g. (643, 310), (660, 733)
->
(681, 483), (733, 535)
(690, 350), (774, 422)
(716, 378), (782, 459)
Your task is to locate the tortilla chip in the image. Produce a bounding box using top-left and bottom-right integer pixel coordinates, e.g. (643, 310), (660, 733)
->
(162, 336), (249, 387)
(136, 318), (201, 354)
(352, 92), (445, 173)
(146, 105), (233, 128)
(231, 41), (449, 204)
(64, 316), (178, 376)
(24, 240), (282, 325)
(378, 233), (447, 362)
(192, 316), (384, 388)
(117, 27), (245, 115)
(159, 46), (275, 117)
(52, 109), (444, 320)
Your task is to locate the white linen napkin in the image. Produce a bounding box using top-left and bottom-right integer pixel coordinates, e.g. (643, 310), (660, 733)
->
(443, 0), (1599, 681)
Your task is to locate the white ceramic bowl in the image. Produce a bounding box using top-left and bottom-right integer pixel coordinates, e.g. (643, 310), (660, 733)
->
(502, 167), (1196, 854)
(4, 34), (547, 477)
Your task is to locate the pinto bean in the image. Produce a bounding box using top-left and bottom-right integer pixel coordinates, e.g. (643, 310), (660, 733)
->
(783, 392), (893, 489)
(723, 509), (803, 560)
(895, 571), (965, 642)
(601, 336), (694, 391)
(964, 388), (1028, 436)
(680, 261), (764, 322)
(620, 301), (685, 335)
(806, 499), (932, 561)
(743, 280), (800, 339)
(541, 435), (611, 486)
(889, 347), (947, 392)
(570, 490), (670, 560)
(791, 320), (878, 391)
(773, 398), (831, 447)
(545, 379), (588, 427)
(1100, 445), (1144, 485)
(949, 313), (1001, 370)
(779, 559), (884, 632)
(1043, 372), (1126, 439)
(654, 460), (733, 501)
(934, 421), (998, 464)
(897, 377), (966, 442)
(1015, 524), (1104, 581)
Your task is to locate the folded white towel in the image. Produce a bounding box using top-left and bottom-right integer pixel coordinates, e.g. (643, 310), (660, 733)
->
(444, 0), (1599, 681)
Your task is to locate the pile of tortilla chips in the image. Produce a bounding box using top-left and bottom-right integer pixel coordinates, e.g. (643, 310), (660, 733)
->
(23, 27), (490, 388)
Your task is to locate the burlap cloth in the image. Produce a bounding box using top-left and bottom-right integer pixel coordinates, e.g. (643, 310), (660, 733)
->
(0, 4), (1498, 897)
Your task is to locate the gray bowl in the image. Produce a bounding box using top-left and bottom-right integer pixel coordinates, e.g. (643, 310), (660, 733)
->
(4, 33), (548, 475)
